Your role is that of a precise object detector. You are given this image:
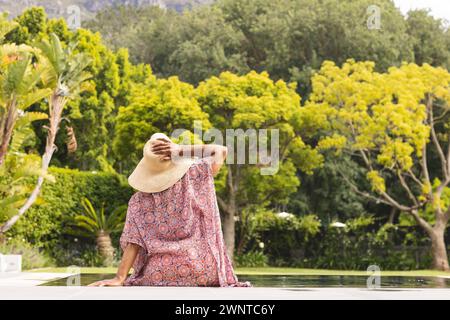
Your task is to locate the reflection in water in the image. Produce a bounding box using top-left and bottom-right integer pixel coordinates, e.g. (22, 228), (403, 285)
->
(40, 274), (450, 288)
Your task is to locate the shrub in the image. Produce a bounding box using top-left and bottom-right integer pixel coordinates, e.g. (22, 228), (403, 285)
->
(237, 211), (436, 270)
(50, 242), (105, 267)
(0, 239), (52, 270)
(235, 251), (268, 268)
(238, 210), (321, 263)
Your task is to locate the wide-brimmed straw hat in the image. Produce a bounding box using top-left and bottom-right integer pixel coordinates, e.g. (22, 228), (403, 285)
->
(128, 133), (195, 193)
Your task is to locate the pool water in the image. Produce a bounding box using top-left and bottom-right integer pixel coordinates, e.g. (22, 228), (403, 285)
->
(40, 274), (450, 288)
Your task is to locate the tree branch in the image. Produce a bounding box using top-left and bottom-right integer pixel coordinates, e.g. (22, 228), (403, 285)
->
(227, 165), (234, 193)
(447, 132), (450, 177)
(217, 196), (229, 214)
(336, 167), (400, 209)
(406, 169), (424, 189)
(396, 169), (419, 207)
(420, 144), (432, 192)
(410, 209), (434, 235)
(428, 97), (449, 178)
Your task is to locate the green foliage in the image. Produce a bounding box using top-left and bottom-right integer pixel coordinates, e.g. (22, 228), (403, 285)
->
(0, 111), (49, 224)
(0, 153), (43, 222)
(85, 0), (447, 96)
(407, 9), (450, 68)
(308, 218), (432, 270)
(70, 198), (126, 238)
(237, 208), (321, 259)
(36, 32), (92, 98)
(48, 242), (105, 267)
(3, 8), (147, 172)
(235, 251), (268, 268)
(255, 214), (433, 270)
(0, 238), (52, 270)
(0, 13), (18, 44)
(288, 156), (370, 225)
(114, 76), (210, 172)
(0, 42), (53, 122)
(6, 167), (133, 253)
(2, 4), (449, 269)
(5, 7), (47, 44)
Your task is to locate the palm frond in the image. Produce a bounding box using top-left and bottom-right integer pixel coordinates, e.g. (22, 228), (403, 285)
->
(14, 111), (48, 129)
(81, 198), (99, 221)
(69, 198), (127, 237)
(19, 88), (52, 110)
(4, 52), (31, 95)
(106, 205), (127, 233)
(74, 215), (99, 229)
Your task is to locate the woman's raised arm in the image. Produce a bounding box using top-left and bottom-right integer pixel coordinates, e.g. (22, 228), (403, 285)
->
(151, 138), (228, 176)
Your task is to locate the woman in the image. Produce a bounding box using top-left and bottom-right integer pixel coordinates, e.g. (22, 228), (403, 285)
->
(89, 133), (251, 287)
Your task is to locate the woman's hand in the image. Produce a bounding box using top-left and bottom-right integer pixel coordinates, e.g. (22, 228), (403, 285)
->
(88, 244), (139, 287)
(88, 276), (125, 287)
(151, 138), (181, 161)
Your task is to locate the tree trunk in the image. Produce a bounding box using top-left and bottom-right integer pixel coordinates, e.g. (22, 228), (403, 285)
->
(223, 209), (235, 261)
(96, 230), (115, 266)
(429, 228), (449, 271)
(0, 100), (17, 166)
(219, 166), (239, 261)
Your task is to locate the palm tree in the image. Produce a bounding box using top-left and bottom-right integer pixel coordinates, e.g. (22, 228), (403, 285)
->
(0, 44), (53, 165)
(72, 198), (126, 266)
(0, 33), (92, 234)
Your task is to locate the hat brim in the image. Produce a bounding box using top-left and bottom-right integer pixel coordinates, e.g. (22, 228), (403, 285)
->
(128, 157), (195, 193)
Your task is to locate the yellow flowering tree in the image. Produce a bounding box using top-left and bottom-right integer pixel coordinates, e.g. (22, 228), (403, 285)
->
(306, 60), (450, 270)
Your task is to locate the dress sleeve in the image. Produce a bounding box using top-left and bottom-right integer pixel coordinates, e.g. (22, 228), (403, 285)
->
(120, 193), (146, 253)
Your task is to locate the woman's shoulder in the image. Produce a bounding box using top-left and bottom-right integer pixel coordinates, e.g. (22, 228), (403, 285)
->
(188, 157), (213, 179)
(129, 192), (144, 205)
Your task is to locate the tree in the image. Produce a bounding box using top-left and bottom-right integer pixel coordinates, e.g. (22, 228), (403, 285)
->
(406, 9), (450, 69)
(0, 40), (52, 165)
(305, 60), (450, 270)
(58, 28), (151, 171)
(0, 12), (18, 43)
(113, 75), (210, 172)
(218, 0), (413, 93)
(287, 155), (371, 224)
(87, 4), (247, 84)
(5, 7), (48, 45)
(89, 0), (414, 89)
(196, 70), (323, 259)
(6, 8), (144, 172)
(0, 33), (92, 234)
(70, 198), (126, 266)
(83, 5), (175, 65)
(160, 5), (247, 84)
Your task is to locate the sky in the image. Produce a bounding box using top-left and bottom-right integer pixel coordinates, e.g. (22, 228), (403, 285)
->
(393, 0), (450, 22)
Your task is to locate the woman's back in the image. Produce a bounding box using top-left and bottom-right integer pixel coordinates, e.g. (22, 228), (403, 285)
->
(121, 157), (249, 287)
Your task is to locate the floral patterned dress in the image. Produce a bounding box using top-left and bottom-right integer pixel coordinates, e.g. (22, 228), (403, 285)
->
(120, 157), (251, 287)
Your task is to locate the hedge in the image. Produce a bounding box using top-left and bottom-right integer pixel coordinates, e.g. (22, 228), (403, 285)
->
(7, 167), (134, 253)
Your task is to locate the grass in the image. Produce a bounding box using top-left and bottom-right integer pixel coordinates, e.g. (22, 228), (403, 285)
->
(27, 266), (450, 277)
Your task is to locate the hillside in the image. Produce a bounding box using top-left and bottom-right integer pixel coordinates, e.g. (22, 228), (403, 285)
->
(0, 0), (213, 20)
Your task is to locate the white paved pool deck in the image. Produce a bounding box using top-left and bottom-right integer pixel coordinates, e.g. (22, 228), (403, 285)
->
(0, 273), (449, 300)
